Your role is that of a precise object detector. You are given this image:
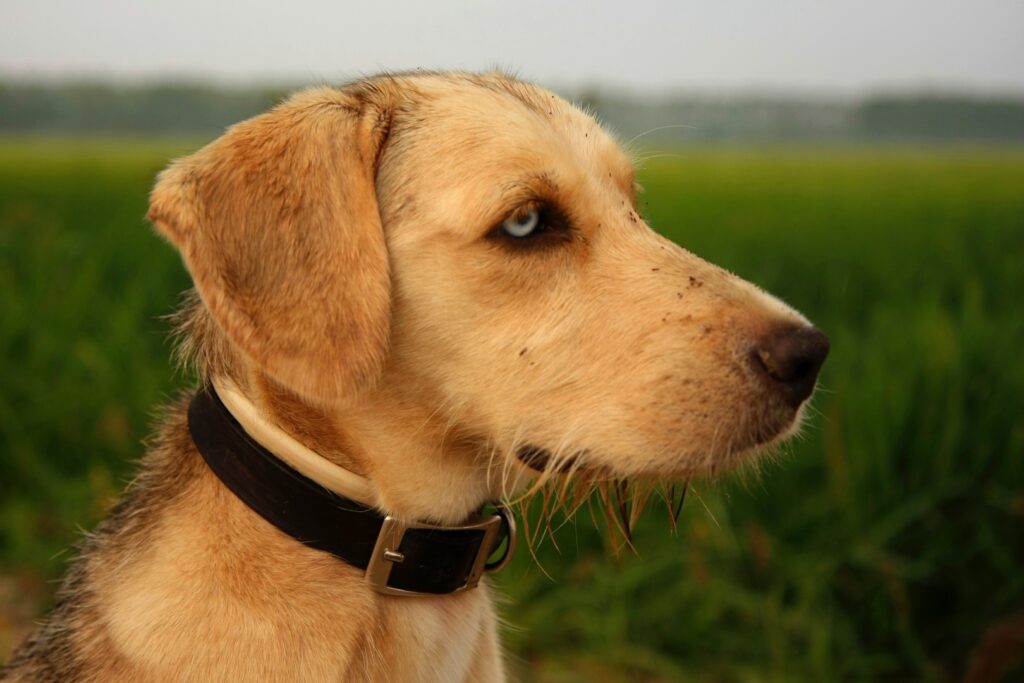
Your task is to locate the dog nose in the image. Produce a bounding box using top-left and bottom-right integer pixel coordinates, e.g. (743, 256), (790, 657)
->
(751, 325), (830, 407)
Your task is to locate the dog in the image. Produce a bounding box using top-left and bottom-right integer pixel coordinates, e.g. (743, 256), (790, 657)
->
(1, 71), (828, 682)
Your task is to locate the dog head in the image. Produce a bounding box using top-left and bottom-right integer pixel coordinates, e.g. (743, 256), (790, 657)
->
(149, 72), (828, 500)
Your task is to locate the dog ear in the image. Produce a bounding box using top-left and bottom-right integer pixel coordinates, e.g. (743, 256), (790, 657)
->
(147, 87), (393, 404)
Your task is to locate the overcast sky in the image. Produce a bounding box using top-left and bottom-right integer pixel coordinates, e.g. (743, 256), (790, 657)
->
(3, 0), (1023, 94)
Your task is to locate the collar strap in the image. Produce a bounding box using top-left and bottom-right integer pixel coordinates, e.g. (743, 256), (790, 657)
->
(214, 377), (379, 505)
(187, 384), (515, 596)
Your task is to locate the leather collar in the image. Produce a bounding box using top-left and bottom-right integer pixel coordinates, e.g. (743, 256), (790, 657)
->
(187, 383), (515, 596)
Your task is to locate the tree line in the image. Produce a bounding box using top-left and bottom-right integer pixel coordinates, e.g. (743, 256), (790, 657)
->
(2, 80), (1022, 143)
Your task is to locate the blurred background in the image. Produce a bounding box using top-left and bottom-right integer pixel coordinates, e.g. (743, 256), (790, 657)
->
(1, 1), (1023, 681)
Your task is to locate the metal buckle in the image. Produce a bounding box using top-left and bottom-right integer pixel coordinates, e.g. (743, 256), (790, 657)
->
(365, 505), (516, 596)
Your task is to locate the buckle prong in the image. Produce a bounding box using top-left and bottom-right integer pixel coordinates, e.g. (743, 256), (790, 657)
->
(382, 550), (405, 563)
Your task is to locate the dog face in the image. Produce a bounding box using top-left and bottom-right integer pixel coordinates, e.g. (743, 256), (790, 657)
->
(373, 75), (827, 480)
(150, 72), (827, 490)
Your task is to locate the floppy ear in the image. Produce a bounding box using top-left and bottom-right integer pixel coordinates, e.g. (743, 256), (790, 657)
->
(147, 86), (393, 404)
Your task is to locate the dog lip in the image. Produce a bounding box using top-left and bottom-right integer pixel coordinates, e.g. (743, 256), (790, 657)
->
(516, 445), (582, 473)
(739, 406), (805, 451)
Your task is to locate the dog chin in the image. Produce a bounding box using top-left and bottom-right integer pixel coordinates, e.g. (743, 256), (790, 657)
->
(705, 403), (810, 470)
(512, 401), (811, 480)
(658, 402), (812, 478)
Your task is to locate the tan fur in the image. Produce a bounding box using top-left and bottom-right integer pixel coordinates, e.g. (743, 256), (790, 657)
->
(2, 72), (819, 682)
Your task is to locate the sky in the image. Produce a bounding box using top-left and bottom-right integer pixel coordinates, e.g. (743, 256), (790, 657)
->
(3, 0), (1023, 95)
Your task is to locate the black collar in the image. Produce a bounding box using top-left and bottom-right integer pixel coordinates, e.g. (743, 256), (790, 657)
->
(187, 384), (514, 596)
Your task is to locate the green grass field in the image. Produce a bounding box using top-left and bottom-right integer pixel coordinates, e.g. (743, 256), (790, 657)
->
(1, 139), (1023, 682)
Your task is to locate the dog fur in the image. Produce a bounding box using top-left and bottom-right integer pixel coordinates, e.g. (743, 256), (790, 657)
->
(2, 71), (823, 682)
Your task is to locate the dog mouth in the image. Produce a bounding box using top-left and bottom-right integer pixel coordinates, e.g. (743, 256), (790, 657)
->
(516, 445), (586, 473)
(515, 400), (806, 477)
(515, 425), (785, 478)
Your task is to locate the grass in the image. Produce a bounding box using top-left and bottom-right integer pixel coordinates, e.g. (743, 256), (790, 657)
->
(1, 138), (1023, 681)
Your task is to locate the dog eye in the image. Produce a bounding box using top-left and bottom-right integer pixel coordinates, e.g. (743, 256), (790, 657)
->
(488, 203), (572, 250)
(501, 209), (541, 238)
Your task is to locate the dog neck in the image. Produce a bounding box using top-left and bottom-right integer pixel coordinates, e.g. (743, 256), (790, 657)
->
(213, 373), (503, 525)
(190, 381), (513, 596)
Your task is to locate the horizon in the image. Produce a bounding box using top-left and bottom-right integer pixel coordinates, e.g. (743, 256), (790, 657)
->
(4, 0), (1023, 97)
(3, 73), (1024, 102)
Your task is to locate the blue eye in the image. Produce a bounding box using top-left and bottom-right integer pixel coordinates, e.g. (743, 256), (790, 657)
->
(501, 209), (540, 237)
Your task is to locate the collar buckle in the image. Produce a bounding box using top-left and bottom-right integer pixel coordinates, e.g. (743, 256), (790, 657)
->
(366, 505), (516, 596)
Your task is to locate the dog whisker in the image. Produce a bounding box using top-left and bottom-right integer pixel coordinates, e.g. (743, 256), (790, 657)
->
(625, 123), (697, 147)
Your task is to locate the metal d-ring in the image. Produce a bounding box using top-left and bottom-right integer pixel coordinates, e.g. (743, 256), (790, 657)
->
(484, 504), (517, 573)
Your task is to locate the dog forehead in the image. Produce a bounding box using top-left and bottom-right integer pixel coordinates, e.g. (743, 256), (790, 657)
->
(377, 75), (634, 231)
(413, 77), (625, 170)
